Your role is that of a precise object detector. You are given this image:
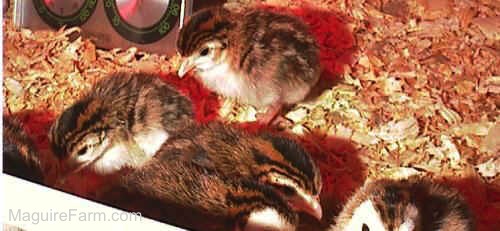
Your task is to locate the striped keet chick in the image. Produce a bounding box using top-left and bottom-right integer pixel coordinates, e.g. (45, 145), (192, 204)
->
(105, 156), (298, 231)
(177, 6), (320, 124)
(100, 122), (321, 230)
(49, 72), (193, 177)
(3, 117), (44, 184)
(330, 177), (475, 231)
(160, 122), (322, 220)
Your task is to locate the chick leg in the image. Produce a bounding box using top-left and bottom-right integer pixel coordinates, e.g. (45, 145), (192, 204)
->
(256, 104), (294, 129)
(256, 104), (282, 125)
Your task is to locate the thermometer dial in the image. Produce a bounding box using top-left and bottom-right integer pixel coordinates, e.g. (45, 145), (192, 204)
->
(104, 0), (181, 44)
(33, 0), (98, 28)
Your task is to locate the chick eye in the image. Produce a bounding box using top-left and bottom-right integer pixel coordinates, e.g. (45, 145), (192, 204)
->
(199, 48), (210, 56)
(362, 224), (369, 231)
(76, 147), (88, 156)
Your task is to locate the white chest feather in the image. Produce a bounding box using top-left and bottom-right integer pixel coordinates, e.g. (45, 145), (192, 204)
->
(197, 64), (279, 107)
(243, 207), (295, 231)
(91, 143), (132, 174)
(198, 62), (247, 99)
(133, 129), (169, 157)
(90, 129), (168, 174)
(399, 204), (418, 231)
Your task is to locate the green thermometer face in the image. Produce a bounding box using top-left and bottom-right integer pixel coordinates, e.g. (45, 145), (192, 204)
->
(104, 0), (180, 44)
(33, 0), (98, 28)
(33, 0), (180, 44)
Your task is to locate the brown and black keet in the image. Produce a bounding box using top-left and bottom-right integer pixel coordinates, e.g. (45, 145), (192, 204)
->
(177, 6), (321, 124)
(168, 122), (322, 219)
(3, 117), (44, 184)
(97, 122), (322, 230)
(49, 72), (194, 177)
(103, 156), (298, 231)
(330, 176), (475, 231)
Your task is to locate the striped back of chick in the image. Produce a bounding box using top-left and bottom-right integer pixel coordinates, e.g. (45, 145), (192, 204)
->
(100, 156), (297, 231)
(156, 122), (322, 220)
(162, 122), (321, 197)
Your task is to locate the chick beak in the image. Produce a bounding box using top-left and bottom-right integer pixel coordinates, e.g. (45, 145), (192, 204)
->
(178, 57), (195, 78)
(303, 195), (322, 220)
(54, 159), (89, 187)
(290, 193), (322, 220)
